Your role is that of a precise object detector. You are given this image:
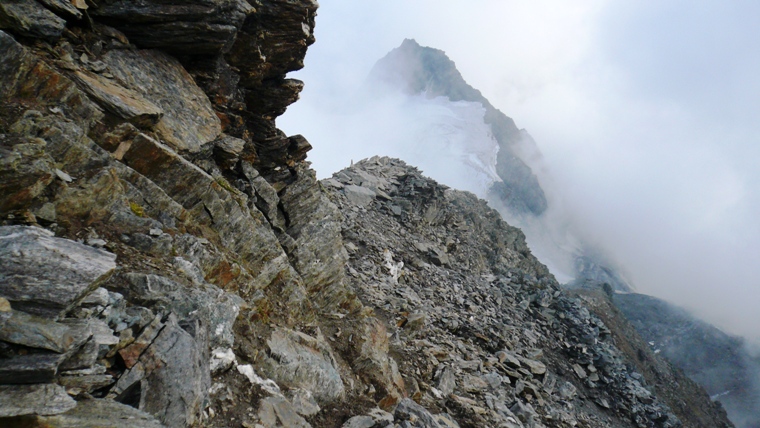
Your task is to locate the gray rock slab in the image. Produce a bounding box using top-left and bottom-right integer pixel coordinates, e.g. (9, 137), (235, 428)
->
(287, 388), (320, 417)
(110, 315), (209, 428)
(342, 408), (394, 428)
(70, 70), (163, 128)
(394, 398), (443, 428)
(0, 309), (75, 353)
(57, 374), (114, 394)
(436, 365), (456, 396)
(0, 353), (65, 384)
(33, 398), (165, 427)
(0, 226), (117, 319)
(121, 273), (242, 349)
(343, 184), (376, 207)
(0, 0), (66, 41)
(59, 337), (101, 371)
(103, 49), (221, 153)
(258, 396), (311, 428)
(0, 383), (75, 417)
(263, 327), (344, 403)
(342, 415), (376, 428)
(518, 356), (547, 375)
(80, 288), (110, 307)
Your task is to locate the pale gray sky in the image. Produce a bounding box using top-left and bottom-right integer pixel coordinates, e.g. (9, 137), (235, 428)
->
(280, 0), (760, 344)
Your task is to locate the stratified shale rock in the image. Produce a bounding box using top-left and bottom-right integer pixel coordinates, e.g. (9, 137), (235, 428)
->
(91, 0), (253, 56)
(22, 398), (165, 427)
(0, 0), (66, 42)
(0, 226), (116, 319)
(0, 384), (76, 417)
(262, 327), (345, 403)
(102, 49), (221, 154)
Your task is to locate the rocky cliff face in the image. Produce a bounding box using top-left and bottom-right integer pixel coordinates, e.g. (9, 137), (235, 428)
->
(0, 2), (733, 428)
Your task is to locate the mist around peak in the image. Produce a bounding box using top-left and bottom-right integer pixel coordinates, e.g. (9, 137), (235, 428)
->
(280, 2), (760, 352)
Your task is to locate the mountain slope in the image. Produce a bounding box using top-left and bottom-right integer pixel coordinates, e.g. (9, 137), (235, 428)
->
(323, 157), (732, 427)
(362, 39), (757, 426)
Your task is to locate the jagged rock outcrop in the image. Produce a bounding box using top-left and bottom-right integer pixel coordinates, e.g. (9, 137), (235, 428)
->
(0, 2), (734, 428)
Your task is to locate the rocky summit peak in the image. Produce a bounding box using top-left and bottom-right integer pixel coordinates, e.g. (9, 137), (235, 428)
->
(369, 40), (548, 217)
(370, 38), (481, 104)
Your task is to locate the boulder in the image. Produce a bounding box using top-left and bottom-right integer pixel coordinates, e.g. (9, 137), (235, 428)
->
(517, 356), (547, 375)
(0, 226), (116, 319)
(394, 398), (443, 428)
(57, 374), (115, 394)
(435, 365), (456, 396)
(69, 70), (163, 128)
(342, 408), (394, 428)
(213, 134), (246, 170)
(287, 388), (320, 417)
(343, 185), (376, 207)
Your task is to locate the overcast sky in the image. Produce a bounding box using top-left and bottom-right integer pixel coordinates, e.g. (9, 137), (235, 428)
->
(280, 0), (760, 344)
